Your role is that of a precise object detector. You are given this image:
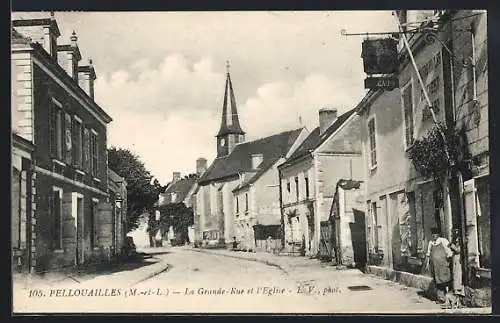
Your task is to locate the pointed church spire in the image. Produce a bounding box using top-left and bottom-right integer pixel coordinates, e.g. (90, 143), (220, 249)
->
(216, 61), (245, 137)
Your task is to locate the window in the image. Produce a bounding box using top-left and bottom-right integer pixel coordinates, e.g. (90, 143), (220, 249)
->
(372, 202), (379, 250)
(171, 192), (177, 202)
(368, 118), (377, 168)
(90, 130), (99, 177)
(402, 81), (415, 147)
(72, 117), (83, 168)
(236, 196), (239, 214)
(407, 192), (418, 257)
(51, 187), (63, 250)
(83, 128), (91, 172)
(286, 181), (291, 203)
(49, 99), (63, 160)
(245, 193), (249, 212)
(294, 176), (299, 202)
(63, 112), (72, 164)
(304, 176), (310, 199)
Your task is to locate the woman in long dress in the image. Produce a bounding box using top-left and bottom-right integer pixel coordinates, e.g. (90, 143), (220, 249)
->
(449, 229), (465, 297)
(425, 228), (453, 303)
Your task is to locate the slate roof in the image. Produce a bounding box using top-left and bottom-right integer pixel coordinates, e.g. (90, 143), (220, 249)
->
(199, 128), (303, 186)
(282, 108), (357, 166)
(160, 177), (197, 205)
(217, 71), (245, 136)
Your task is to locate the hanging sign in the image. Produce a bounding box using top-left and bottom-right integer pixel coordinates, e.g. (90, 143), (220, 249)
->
(361, 38), (399, 75)
(364, 76), (399, 90)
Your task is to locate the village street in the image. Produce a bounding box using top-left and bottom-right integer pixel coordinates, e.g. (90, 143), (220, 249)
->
(12, 247), (491, 314)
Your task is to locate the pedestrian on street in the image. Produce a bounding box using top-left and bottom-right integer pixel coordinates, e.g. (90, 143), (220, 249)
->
(425, 228), (453, 303)
(449, 228), (465, 297)
(266, 236), (272, 253)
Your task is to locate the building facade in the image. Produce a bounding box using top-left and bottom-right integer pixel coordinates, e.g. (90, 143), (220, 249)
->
(329, 180), (365, 267)
(278, 108), (364, 257)
(358, 10), (489, 305)
(11, 14), (114, 272)
(157, 159), (207, 246)
(107, 168), (128, 257)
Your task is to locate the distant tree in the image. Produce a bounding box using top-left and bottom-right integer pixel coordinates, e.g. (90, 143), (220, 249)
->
(157, 203), (194, 244)
(108, 147), (164, 233)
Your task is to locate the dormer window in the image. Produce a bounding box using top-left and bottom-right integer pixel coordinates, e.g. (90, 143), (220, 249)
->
(251, 153), (264, 169)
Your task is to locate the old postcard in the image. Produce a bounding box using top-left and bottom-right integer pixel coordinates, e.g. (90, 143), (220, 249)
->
(11, 10), (492, 314)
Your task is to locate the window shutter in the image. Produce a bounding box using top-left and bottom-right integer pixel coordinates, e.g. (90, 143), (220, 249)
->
(83, 129), (90, 172)
(95, 135), (99, 177)
(463, 179), (480, 268)
(49, 101), (57, 157)
(72, 119), (78, 166)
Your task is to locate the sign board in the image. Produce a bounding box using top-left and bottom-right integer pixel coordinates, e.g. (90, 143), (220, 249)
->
(364, 76), (399, 90)
(361, 38), (399, 75)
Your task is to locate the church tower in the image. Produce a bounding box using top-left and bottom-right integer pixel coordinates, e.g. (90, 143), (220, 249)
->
(216, 61), (245, 157)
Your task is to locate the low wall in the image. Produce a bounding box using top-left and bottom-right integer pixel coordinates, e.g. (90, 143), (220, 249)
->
(367, 265), (491, 307)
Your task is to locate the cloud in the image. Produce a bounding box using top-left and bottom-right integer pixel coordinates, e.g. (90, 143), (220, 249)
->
(240, 73), (366, 139)
(95, 51), (369, 184)
(12, 11), (399, 184)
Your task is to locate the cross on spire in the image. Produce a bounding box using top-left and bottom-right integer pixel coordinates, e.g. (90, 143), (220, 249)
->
(226, 60), (230, 74)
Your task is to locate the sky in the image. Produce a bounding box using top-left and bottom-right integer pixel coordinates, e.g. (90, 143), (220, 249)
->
(12, 11), (398, 185)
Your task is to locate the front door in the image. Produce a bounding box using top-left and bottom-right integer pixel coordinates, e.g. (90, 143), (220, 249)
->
(76, 196), (84, 265)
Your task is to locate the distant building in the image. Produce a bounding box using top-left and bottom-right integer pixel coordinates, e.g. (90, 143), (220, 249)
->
(158, 161), (206, 245)
(328, 179), (365, 267)
(11, 14), (113, 272)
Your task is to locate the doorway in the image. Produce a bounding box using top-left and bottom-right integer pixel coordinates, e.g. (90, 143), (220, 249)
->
(349, 208), (367, 270)
(75, 195), (84, 265)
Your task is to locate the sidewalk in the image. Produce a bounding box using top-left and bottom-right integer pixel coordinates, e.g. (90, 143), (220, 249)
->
(189, 247), (492, 314)
(13, 253), (171, 291)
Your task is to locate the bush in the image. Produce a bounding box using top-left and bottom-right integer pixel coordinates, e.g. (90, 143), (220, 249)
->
(407, 123), (462, 178)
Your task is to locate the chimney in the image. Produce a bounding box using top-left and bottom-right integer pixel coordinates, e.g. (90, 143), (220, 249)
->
(319, 108), (338, 135)
(12, 12), (61, 60)
(172, 172), (181, 183)
(57, 31), (81, 81)
(251, 154), (264, 170)
(196, 158), (207, 176)
(78, 59), (96, 100)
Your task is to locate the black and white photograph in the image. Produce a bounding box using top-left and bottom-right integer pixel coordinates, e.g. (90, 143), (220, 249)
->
(11, 10), (492, 314)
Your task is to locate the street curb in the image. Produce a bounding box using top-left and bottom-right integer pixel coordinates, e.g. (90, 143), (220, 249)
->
(188, 248), (290, 274)
(131, 261), (170, 286)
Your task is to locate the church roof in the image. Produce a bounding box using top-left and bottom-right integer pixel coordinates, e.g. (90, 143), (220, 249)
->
(216, 67), (245, 137)
(199, 128), (303, 186)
